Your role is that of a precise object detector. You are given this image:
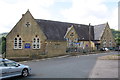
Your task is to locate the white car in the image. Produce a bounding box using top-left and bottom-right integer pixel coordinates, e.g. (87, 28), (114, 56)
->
(100, 47), (109, 51)
(104, 48), (109, 51)
(0, 58), (31, 79)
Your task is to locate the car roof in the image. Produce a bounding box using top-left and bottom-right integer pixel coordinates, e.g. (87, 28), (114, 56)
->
(0, 58), (8, 61)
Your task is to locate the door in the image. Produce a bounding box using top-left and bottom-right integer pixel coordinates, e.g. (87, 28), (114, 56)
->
(8, 66), (22, 76)
(0, 61), (9, 78)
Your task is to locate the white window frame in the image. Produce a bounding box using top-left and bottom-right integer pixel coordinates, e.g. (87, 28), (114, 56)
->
(103, 41), (106, 47)
(32, 36), (40, 49)
(74, 38), (78, 42)
(80, 42), (84, 47)
(66, 38), (69, 41)
(14, 36), (22, 49)
(109, 40), (112, 47)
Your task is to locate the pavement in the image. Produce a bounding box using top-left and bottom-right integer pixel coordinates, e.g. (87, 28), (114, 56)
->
(89, 59), (119, 78)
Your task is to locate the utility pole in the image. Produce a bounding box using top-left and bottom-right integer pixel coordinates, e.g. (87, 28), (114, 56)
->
(89, 23), (91, 52)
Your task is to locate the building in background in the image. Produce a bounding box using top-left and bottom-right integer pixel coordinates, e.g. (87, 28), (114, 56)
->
(6, 10), (116, 58)
(94, 23), (116, 50)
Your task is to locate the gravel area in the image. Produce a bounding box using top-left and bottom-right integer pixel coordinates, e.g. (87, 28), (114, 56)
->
(98, 55), (120, 60)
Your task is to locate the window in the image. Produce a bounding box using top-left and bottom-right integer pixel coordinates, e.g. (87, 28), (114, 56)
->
(69, 40), (74, 47)
(109, 40), (112, 47)
(54, 44), (60, 48)
(0, 60), (17, 67)
(79, 42), (84, 47)
(14, 35), (22, 49)
(74, 38), (78, 42)
(32, 36), (40, 49)
(103, 40), (106, 47)
(66, 38), (69, 41)
(25, 22), (30, 27)
(70, 32), (74, 36)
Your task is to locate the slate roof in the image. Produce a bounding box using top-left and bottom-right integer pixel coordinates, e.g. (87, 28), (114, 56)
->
(35, 19), (94, 41)
(74, 25), (94, 41)
(94, 23), (106, 40)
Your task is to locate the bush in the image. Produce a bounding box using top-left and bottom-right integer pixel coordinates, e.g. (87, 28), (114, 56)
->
(70, 53), (77, 56)
(0, 37), (6, 55)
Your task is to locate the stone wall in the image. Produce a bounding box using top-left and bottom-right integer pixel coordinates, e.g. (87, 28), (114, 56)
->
(46, 41), (67, 57)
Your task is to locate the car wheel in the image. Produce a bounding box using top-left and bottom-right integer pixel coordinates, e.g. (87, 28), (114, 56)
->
(22, 69), (29, 77)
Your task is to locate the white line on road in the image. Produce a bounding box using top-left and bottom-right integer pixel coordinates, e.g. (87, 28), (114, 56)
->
(91, 54), (98, 55)
(41, 59), (46, 61)
(81, 55), (89, 56)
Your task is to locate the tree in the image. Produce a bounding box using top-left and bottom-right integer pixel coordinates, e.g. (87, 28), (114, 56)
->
(0, 38), (2, 54)
(0, 37), (6, 58)
(111, 29), (120, 46)
(116, 37), (120, 46)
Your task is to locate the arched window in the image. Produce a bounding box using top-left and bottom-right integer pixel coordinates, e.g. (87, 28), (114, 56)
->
(32, 36), (40, 49)
(103, 40), (106, 47)
(14, 35), (22, 49)
(109, 40), (112, 47)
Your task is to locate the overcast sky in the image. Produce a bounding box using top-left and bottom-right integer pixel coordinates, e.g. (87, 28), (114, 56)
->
(0, 0), (119, 33)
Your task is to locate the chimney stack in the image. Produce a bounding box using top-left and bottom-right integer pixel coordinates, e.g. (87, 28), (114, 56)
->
(22, 14), (24, 17)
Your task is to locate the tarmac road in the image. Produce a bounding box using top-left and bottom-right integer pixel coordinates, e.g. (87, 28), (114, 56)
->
(6, 51), (118, 79)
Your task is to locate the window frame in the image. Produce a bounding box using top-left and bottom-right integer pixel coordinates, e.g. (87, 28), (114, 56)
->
(32, 36), (40, 49)
(14, 35), (22, 49)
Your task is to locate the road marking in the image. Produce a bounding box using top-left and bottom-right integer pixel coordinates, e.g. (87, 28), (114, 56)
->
(76, 56), (80, 58)
(81, 55), (89, 56)
(46, 58), (52, 60)
(35, 60), (41, 61)
(41, 59), (46, 61)
(52, 55), (69, 59)
(91, 54), (98, 55)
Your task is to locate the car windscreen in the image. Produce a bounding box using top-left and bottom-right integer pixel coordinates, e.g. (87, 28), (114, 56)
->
(0, 60), (17, 67)
(0, 61), (7, 67)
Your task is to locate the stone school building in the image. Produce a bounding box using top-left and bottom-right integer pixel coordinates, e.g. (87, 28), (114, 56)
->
(6, 10), (116, 57)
